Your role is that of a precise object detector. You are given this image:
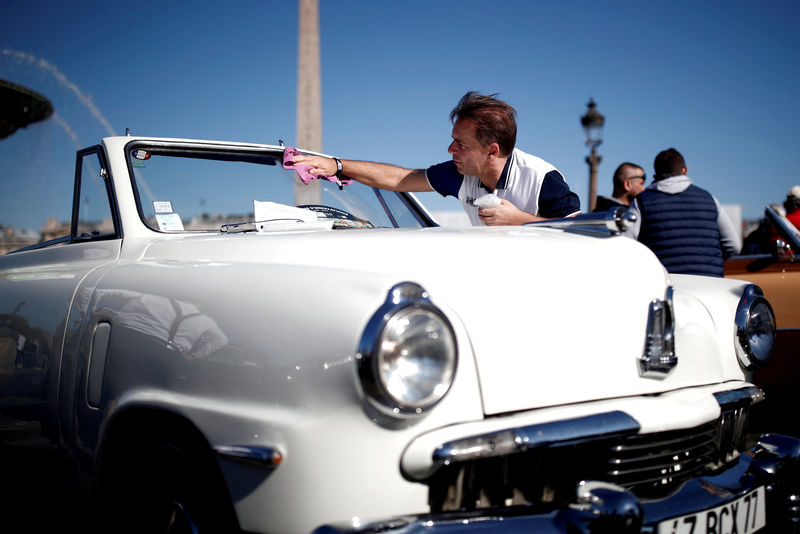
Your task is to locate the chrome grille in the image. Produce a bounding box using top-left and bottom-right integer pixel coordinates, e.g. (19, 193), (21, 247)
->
(605, 420), (719, 496)
(428, 409), (750, 513)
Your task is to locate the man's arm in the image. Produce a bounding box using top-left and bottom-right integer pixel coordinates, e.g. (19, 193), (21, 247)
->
(478, 201), (550, 225)
(290, 154), (432, 192)
(478, 171), (581, 226)
(715, 198), (742, 258)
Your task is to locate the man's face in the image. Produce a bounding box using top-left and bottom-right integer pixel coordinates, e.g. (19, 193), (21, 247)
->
(622, 166), (646, 197)
(448, 118), (490, 177)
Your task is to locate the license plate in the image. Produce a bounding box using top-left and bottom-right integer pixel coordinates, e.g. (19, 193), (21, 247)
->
(657, 486), (766, 534)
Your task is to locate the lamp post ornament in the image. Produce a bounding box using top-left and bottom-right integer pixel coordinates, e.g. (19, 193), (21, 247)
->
(581, 99), (604, 212)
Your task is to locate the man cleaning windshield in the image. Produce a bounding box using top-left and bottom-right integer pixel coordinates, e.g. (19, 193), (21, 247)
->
(292, 92), (580, 226)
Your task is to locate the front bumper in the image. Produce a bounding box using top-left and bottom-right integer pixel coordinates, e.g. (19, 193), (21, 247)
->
(314, 433), (799, 533)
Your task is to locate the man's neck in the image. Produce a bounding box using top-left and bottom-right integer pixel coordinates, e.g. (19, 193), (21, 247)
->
(613, 194), (631, 206)
(479, 155), (510, 191)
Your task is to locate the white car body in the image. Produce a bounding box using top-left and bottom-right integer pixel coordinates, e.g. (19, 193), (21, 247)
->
(0, 136), (796, 533)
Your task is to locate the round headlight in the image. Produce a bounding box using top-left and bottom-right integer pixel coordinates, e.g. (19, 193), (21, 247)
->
(378, 307), (456, 410)
(734, 285), (776, 370)
(358, 283), (457, 419)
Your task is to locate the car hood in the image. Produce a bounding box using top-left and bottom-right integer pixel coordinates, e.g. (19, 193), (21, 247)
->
(138, 226), (731, 415)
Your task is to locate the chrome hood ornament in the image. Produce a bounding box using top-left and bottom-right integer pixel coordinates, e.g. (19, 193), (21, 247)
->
(639, 287), (677, 378)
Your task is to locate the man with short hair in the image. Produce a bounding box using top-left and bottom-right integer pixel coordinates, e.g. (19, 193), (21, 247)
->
(292, 92), (580, 226)
(592, 162), (646, 212)
(623, 148), (741, 277)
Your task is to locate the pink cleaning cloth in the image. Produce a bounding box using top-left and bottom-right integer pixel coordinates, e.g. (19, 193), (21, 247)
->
(282, 147), (352, 188)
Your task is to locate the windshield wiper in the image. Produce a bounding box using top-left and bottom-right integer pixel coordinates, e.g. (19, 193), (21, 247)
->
(221, 218), (310, 233)
(220, 221), (256, 233)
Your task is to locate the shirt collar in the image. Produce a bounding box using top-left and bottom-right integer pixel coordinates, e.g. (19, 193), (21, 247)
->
(479, 151), (514, 191)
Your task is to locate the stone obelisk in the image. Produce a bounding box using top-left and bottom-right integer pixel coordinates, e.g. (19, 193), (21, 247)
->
(295, 0), (322, 205)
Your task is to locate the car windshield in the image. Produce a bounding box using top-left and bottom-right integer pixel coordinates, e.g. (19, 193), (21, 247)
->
(775, 211), (800, 246)
(741, 206), (800, 256)
(127, 143), (430, 232)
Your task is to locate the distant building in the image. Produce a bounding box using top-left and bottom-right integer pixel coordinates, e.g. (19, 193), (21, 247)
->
(40, 218), (70, 242)
(0, 225), (41, 255)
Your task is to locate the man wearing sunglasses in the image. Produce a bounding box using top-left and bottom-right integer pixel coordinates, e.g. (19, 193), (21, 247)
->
(623, 148), (741, 277)
(592, 162), (646, 213)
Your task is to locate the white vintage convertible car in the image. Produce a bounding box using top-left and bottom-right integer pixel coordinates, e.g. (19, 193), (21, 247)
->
(0, 136), (798, 534)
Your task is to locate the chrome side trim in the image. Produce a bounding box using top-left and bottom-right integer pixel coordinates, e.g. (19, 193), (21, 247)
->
(8, 234), (71, 254)
(638, 286), (677, 378)
(213, 445), (283, 469)
(713, 386), (765, 409)
(433, 411), (639, 467)
(525, 206), (637, 236)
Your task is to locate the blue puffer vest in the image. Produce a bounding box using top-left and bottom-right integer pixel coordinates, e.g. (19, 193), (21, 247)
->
(637, 184), (723, 277)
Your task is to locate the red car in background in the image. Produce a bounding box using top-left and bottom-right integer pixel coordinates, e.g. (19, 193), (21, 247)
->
(726, 206), (800, 436)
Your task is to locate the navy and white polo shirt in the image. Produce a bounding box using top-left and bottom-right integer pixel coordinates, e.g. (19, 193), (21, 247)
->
(425, 148), (581, 226)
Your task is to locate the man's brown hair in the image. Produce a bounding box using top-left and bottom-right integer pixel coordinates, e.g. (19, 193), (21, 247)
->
(450, 92), (517, 156)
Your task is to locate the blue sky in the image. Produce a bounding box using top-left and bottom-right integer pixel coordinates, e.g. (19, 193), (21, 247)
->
(3, 0), (799, 226)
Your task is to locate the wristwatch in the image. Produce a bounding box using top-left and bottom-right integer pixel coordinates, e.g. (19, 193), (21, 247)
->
(333, 157), (343, 177)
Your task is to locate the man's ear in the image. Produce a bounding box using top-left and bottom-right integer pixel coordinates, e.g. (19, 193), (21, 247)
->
(681, 167), (689, 175)
(487, 143), (500, 159)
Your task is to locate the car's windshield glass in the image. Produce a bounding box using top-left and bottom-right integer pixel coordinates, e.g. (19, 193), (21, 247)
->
(775, 212), (800, 245)
(127, 144), (428, 232)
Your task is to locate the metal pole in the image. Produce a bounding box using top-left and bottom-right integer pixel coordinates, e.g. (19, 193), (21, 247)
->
(580, 100), (604, 214)
(586, 147), (601, 213)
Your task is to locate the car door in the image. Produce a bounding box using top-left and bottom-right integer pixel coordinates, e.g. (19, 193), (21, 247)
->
(0, 146), (121, 450)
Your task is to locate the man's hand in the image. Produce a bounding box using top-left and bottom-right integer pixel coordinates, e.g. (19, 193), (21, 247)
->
(291, 154), (337, 177)
(286, 155), (430, 192)
(478, 199), (547, 225)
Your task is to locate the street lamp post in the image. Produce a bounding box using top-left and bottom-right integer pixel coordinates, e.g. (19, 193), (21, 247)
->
(581, 99), (604, 212)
